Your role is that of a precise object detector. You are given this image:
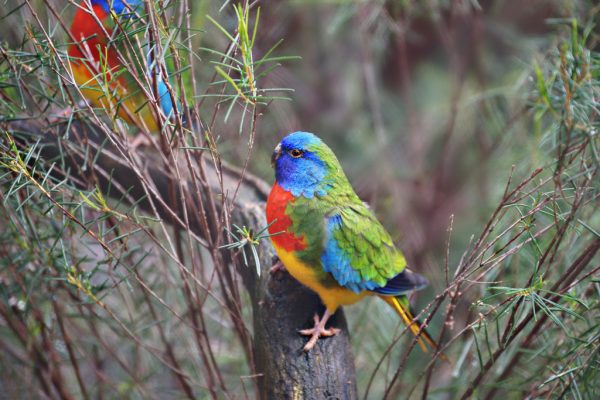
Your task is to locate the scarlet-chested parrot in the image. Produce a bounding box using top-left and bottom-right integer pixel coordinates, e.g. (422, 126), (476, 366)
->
(266, 131), (438, 352)
(68, 0), (175, 132)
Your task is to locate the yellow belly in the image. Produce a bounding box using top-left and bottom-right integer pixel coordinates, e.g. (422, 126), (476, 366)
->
(273, 243), (368, 312)
(71, 63), (159, 132)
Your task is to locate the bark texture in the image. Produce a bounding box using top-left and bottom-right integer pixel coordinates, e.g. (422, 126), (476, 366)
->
(5, 119), (358, 399)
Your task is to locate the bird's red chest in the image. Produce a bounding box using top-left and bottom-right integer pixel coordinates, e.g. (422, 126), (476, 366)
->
(266, 183), (306, 252)
(68, 5), (120, 77)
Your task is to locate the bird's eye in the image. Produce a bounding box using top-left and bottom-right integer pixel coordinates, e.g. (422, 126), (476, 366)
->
(289, 149), (304, 158)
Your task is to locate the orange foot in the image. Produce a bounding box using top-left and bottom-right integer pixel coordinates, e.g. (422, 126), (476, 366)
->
(48, 106), (74, 124)
(129, 133), (153, 150)
(269, 259), (285, 274)
(299, 310), (339, 352)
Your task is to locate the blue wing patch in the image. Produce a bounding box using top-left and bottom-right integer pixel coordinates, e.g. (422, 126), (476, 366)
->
(320, 214), (380, 293)
(146, 44), (176, 119)
(321, 212), (429, 295)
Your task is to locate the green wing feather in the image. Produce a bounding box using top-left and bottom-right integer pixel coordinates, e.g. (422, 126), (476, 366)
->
(288, 192), (407, 292)
(323, 203), (408, 292)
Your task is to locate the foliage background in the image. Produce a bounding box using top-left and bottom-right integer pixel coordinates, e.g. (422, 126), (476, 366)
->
(0, 0), (598, 399)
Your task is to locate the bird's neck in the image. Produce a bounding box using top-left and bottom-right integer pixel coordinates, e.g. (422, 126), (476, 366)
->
(275, 174), (336, 199)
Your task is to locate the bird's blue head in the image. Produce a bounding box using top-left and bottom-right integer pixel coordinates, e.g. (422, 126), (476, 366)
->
(271, 131), (341, 198)
(90, 0), (142, 15)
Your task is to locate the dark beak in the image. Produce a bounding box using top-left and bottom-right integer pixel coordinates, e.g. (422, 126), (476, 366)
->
(271, 143), (282, 168)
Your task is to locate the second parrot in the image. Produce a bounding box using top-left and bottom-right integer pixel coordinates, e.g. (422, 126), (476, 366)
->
(68, 0), (175, 132)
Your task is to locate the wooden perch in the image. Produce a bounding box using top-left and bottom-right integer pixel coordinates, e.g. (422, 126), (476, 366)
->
(4, 119), (358, 399)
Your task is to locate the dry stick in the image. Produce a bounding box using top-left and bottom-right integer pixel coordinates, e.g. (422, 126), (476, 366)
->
(74, 302), (155, 399)
(421, 224), (460, 400)
(95, 104), (247, 396)
(465, 167), (545, 268)
(403, 169), (558, 398)
(202, 131), (257, 378)
(0, 302), (54, 399)
(383, 292), (448, 400)
(81, 146), (207, 254)
(162, 80), (232, 396)
(135, 269), (197, 399)
(377, 235), (473, 398)
(490, 254), (600, 399)
(211, 242), (254, 359)
(79, 187), (249, 329)
(178, 150), (239, 394)
(196, 306), (231, 394)
(198, 109), (257, 372)
(546, 264), (600, 398)
(39, 317), (77, 400)
(363, 270), (462, 399)
(174, 217), (230, 398)
(460, 239), (600, 400)
(52, 300), (91, 400)
(404, 295), (519, 399)
(214, 244), (256, 369)
(498, 169), (589, 349)
(110, 227), (248, 326)
(192, 42), (253, 364)
(176, 111), (243, 394)
(228, 106), (260, 212)
(156, 6), (212, 374)
(68, 262), (210, 396)
(70, 276), (203, 389)
(113, 219), (247, 394)
(155, 82), (222, 396)
(553, 338), (600, 399)
(176, 259), (222, 398)
(451, 194), (578, 395)
(179, 144), (227, 393)
(462, 224), (555, 294)
(0, 47), (47, 116)
(212, 5), (271, 376)
(541, 143), (592, 274)
(5, 262), (74, 400)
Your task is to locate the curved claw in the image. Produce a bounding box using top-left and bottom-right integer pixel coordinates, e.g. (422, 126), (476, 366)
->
(299, 311), (339, 352)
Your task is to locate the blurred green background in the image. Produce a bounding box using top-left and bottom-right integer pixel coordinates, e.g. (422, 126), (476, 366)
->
(1, 0), (598, 398)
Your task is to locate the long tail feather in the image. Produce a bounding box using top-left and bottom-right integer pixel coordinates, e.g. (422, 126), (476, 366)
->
(380, 295), (440, 354)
